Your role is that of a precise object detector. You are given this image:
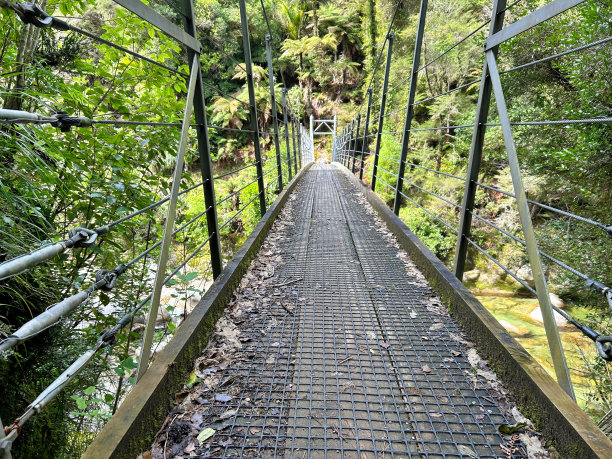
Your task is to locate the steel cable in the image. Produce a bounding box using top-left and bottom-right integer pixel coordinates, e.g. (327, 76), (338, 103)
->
(474, 180), (612, 234)
(3, 230), (216, 441)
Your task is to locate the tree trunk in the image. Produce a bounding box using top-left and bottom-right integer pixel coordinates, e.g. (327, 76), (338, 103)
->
(312, 0), (319, 37)
(3, 0), (47, 111)
(367, 0), (377, 69)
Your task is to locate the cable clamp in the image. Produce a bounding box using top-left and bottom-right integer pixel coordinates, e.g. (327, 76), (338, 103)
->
(596, 336), (612, 361)
(15, 2), (69, 30)
(94, 267), (119, 292)
(585, 278), (612, 312)
(99, 327), (117, 346)
(67, 227), (98, 248)
(50, 111), (92, 132)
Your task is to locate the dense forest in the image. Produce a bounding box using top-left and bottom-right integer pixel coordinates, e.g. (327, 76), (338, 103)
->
(0, 0), (610, 456)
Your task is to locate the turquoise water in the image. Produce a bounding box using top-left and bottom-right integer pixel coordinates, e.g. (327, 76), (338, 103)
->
(475, 294), (595, 409)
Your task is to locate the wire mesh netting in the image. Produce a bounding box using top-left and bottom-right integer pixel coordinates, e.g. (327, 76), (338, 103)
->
(152, 165), (530, 458)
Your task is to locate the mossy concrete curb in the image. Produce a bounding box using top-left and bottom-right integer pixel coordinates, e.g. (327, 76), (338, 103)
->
(83, 163), (312, 459)
(335, 163), (612, 458)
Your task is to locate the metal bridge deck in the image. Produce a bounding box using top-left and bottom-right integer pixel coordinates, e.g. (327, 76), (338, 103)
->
(152, 164), (526, 458)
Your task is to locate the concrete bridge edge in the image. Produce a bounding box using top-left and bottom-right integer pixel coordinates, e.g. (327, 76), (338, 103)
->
(82, 162), (314, 459)
(333, 162), (612, 458)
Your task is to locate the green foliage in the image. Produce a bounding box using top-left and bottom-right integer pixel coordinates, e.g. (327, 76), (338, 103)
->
(1, 0), (611, 454)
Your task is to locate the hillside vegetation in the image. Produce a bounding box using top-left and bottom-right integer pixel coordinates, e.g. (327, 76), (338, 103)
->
(0, 0), (610, 456)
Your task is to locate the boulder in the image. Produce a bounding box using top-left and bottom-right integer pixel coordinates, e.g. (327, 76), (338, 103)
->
(463, 269), (480, 282)
(498, 319), (529, 336)
(529, 306), (568, 328)
(517, 264), (536, 288)
(549, 292), (565, 309)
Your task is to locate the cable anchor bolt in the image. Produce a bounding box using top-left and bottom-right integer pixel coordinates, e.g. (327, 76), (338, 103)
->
(596, 336), (612, 361)
(50, 112), (92, 132)
(16, 2), (68, 30)
(68, 227), (98, 248)
(94, 264), (125, 292)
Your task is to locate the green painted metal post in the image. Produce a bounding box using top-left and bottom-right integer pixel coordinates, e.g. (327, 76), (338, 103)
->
(296, 119), (303, 170)
(238, 0), (266, 216)
(290, 115), (298, 175)
(282, 89), (293, 180)
(137, 56), (199, 381)
(347, 120), (355, 167)
(265, 34), (283, 191)
(310, 114), (314, 160)
(182, 0), (222, 278)
(371, 33), (394, 192)
(486, 51), (575, 400)
(394, 0), (427, 215)
(352, 114), (361, 173)
(453, 0), (507, 279)
(360, 88), (373, 181)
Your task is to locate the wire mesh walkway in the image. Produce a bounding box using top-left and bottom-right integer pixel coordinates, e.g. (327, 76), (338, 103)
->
(151, 164), (533, 458)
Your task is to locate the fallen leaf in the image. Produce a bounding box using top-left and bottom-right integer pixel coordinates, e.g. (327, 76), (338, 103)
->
(197, 427), (216, 443)
(429, 323), (444, 331)
(450, 350), (461, 357)
(215, 394), (232, 402)
(498, 422), (528, 435)
(186, 371), (201, 388)
(379, 341), (390, 349)
(191, 413), (204, 425)
(422, 365), (432, 373)
(421, 336), (430, 341)
(410, 311), (418, 319)
(220, 409), (237, 420)
(184, 443), (196, 454)
(457, 444), (477, 458)
(249, 427), (261, 435)
(430, 412), (443, 417)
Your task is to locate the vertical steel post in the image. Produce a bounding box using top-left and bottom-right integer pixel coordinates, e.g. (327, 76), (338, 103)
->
(345, 123), (350, 166)
(310, 114), (314, 160)
(290, 115), (298, 175)
(182, 0), (222, 278)
(265, 34), (283, 191)
(334, 126), (339, 163)
(340, 127), (344, 163)
(347, 120), (355, 167)
(137, 56), (199, 381)
(453, 0), (507, 279)
(360, 88), (373, 181)
(282, 89), (293, 180)
(345, 126), (350, 166)
(352, 114), (361, 173)
(371, 33), (394, 192)
(296, 119), (303, 169)
(394, 0), (428, 215)
(332, 115), (338, 163)
(239, 0), (266, 216)
(486, 52), (575, 399)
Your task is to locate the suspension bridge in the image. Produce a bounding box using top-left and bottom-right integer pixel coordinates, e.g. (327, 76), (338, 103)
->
(0, 0), (611, 457)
